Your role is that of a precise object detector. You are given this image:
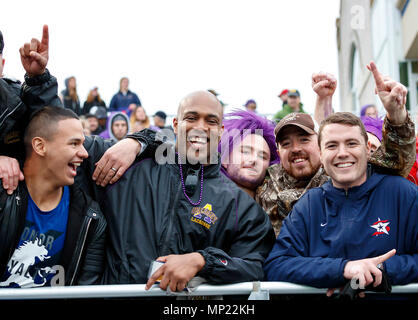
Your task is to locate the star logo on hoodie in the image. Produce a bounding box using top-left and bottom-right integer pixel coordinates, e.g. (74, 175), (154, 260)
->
(371, 218), (390, 237)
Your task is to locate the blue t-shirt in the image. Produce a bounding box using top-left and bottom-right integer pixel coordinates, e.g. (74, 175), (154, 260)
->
(0, 186), (70, 288)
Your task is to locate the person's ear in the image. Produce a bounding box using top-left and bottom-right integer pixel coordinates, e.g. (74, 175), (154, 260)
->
(32, 137), (47, 156)
(173, 117), (178, 135)
(367, 140), (372, 157)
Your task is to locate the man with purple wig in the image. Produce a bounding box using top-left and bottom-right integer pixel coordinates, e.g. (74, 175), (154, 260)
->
(219, 109), (279, 199)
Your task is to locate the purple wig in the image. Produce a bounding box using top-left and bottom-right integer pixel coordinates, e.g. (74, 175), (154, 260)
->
(218, 109), (280, 171)
(360, 104), (377, 117)
(361, 116), (384, 141)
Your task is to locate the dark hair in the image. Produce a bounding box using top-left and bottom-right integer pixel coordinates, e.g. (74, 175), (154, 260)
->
(0, 30), (4, 54)
(24, 106), (79, 156)
(318, 112), (368, 147)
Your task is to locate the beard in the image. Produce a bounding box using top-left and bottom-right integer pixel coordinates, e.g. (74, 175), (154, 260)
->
(226, 165), (266, 190)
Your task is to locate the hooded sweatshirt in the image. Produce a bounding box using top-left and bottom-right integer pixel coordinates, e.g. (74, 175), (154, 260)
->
(99, 112), (130, 141)
(264, 172), (418, 288)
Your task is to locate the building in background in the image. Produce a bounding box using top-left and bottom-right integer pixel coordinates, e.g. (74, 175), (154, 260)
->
(336, 0), (418, 129)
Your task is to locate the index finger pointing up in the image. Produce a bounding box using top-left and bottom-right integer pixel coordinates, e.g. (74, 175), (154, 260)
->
(41, 25), (49, 47)
(367, 61), (385, 92)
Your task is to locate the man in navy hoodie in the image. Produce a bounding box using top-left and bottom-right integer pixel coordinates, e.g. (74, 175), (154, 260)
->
(264, 63), (418, 296)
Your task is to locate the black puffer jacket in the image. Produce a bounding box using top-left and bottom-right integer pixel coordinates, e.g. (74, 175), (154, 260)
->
(0, 182), (107, 286)
(0, 69), (62, 161)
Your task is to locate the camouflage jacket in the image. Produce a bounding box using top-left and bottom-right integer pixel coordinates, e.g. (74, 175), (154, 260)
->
(256, 114), (416, 236)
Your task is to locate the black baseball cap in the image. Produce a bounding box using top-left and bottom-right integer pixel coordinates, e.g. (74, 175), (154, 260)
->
(153, 111), (167, 120)
(0, 30), (4, 54)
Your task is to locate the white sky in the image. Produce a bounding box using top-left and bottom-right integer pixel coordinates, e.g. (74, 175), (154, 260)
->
(1, 0), (341, 118)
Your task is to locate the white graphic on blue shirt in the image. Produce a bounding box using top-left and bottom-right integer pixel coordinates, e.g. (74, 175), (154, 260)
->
(0, 238), (57, 287)
(0, 186), (69, 288)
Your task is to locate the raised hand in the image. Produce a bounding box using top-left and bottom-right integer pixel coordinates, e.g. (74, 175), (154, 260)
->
(312, 72), (336, 124)
(312, 72), (337, 98)
(19, 25), (49, 77)
(367, 61), (407, 124)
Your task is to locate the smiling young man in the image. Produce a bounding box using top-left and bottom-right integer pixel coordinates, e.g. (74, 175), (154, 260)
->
(0, 107), (106, 287)
(319, 114), (370, 189)
(264, 111), (418, 296)
(101, 90), (275, 292)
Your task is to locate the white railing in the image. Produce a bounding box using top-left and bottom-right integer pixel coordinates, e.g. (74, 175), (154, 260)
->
(0, 282), (417, 300)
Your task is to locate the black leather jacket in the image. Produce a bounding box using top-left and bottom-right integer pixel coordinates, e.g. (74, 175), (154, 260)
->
(0, 69), (62, 161)
(0, 182), (107, 286)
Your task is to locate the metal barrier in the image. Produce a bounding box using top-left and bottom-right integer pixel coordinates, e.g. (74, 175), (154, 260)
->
(0, 282), (417, 300)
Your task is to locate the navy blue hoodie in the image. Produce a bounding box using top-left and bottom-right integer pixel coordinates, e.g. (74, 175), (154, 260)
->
(264, 173), (418, 288)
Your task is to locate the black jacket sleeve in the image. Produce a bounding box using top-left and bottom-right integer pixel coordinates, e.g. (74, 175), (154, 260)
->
(126, 128), (166, 159)
(21, 69), (63, 114)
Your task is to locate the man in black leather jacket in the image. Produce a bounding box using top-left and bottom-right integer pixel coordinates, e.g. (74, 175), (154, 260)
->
(0, 107), (106, 287)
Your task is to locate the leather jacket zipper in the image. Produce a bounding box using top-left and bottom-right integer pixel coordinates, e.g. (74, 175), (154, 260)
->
(69, 215), (94, 286)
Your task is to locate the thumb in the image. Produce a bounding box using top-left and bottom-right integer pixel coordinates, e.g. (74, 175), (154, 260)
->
(29, 51), (47, 65)
(156, 256), (168, 263)
(375, 249), (396, 264)
(19, 171), (25, 181)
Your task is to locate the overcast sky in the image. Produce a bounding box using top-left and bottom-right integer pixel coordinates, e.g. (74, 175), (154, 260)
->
(1, 0), (341, 117)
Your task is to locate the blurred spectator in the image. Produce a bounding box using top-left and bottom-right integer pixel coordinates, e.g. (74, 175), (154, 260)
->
(89, 106), (108, 135)
(360, 104), (378, 118)
(79, 115), (91, 136)
(129, 105), (150, 133)
(278, 89), (288, 106)
(85, 113), (103, 136)
(83, 86), (106, 115)
(273, 89), (306, 121)
(361, 116), (384, 153)
(149, 110), (166, 131)
(109, 77), (141, 116)
(244, 99), (257, 112)
(100, 112), (130, 142)
(61, 76), (81, 115)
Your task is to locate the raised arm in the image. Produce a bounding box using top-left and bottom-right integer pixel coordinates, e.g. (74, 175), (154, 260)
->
(366, 61), (416, 177)
(312, 72), (337, 125)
